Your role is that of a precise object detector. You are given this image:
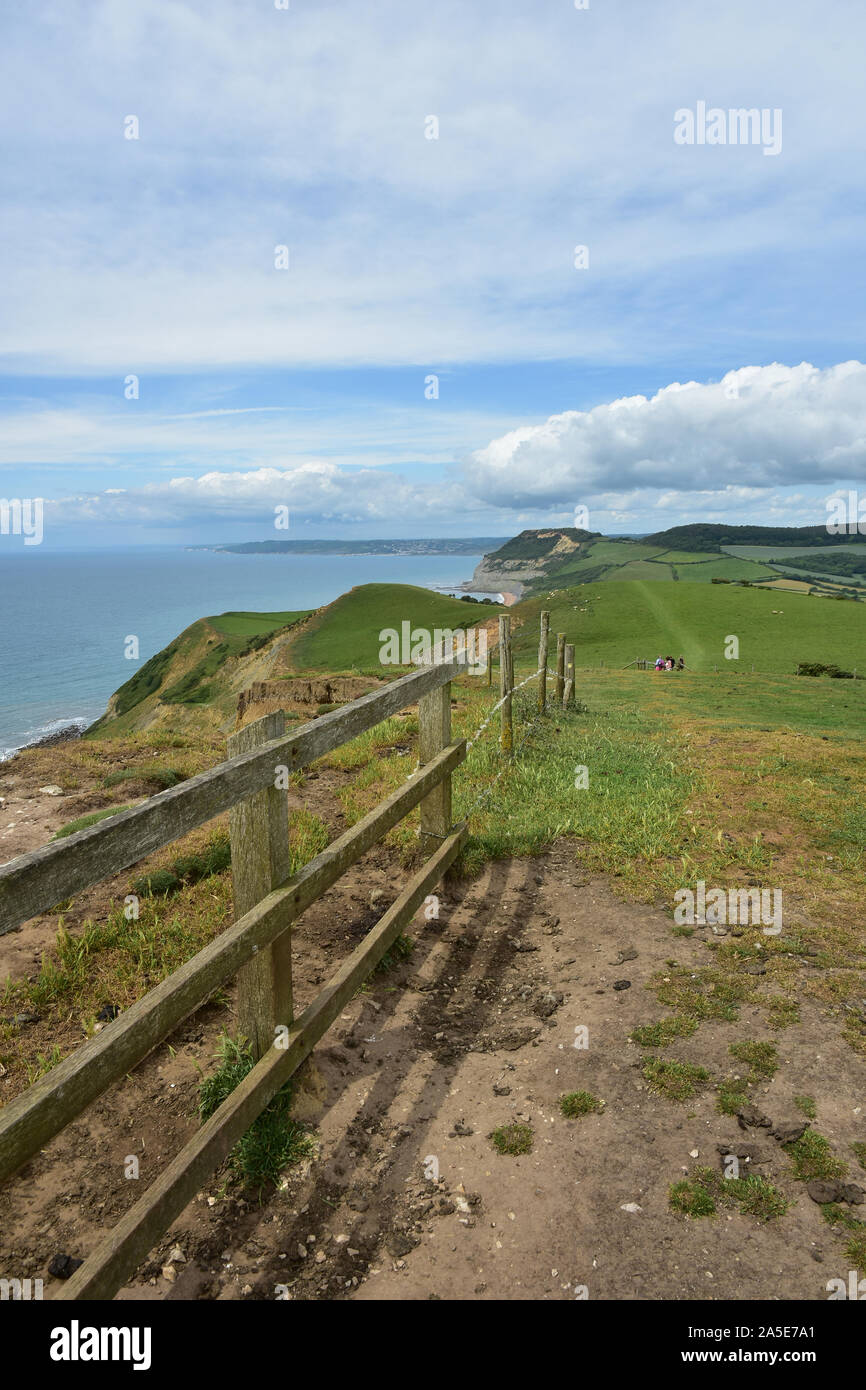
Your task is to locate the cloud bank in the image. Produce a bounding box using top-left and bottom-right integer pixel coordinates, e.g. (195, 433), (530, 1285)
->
(464, 363), (866, 506)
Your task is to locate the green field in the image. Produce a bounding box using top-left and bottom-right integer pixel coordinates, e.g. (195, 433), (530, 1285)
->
(670, 557), (775, 582)
(614, 559), (674, 581)
(724, 543), (866, 561)
(510, 580), (866, 674)
(289, 584), (504, 673)
(207, 610), (310, 636)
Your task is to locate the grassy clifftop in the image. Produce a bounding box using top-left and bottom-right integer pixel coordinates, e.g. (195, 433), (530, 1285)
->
(89, 609), (310, 737)
(478, 528), (866, 595)
(286, 583), (504, 673)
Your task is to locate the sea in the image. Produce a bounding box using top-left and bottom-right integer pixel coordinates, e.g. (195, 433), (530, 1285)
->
(0, 547), (486, 760)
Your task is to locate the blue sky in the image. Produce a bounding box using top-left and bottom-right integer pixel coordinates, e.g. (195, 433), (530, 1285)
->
(1, 0), (865, 545)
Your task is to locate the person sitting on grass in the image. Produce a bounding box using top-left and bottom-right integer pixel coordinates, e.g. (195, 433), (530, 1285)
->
(676, 656), (685, 671)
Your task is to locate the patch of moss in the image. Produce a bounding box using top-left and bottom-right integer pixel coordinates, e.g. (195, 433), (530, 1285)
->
(794, 1095), (817, 1120)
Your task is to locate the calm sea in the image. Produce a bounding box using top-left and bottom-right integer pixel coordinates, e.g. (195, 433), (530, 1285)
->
(0, 548), (483, 759)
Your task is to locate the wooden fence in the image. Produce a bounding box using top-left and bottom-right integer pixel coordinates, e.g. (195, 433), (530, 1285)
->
(0, 614), (566, 1300)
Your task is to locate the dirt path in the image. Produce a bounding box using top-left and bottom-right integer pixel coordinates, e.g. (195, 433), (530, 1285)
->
(3, 836), (859, 1302)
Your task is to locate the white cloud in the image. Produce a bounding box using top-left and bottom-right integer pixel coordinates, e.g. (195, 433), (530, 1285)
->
(464, 362), (866, 506)
(42, 461), (480, 529)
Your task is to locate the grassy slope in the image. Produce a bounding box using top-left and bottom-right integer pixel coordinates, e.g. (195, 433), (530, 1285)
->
(287, 584), (504, 673)
(511, 580), (866, 672)
(524, 537), (778, 590)
(90, 609), (310, 736)
(670, 557), (776, 581)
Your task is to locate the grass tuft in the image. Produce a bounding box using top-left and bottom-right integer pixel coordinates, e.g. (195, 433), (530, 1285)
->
(198, 1035), (314, 1197)
(785, 1130), (847, 1182)
(490, 1123), (533, 1155)
(559, 1090), (603, 1118)
(642, 1057), (711, 1102)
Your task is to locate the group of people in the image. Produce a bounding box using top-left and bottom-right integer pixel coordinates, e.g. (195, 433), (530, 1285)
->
(655, 655), (685, 672)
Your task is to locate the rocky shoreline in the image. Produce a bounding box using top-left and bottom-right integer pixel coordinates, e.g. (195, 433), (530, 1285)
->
(6, 722), (85, 761)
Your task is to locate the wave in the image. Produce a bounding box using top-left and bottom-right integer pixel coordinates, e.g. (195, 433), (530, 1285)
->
(0, 715), (89, 763)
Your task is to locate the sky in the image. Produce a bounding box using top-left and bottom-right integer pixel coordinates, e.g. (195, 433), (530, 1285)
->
(1, 0), (865, 546)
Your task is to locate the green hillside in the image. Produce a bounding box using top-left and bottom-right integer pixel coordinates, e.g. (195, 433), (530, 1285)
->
(89, 609), (310, 735)
(288, 584), (505, 673)
(643, 522), (861, 552)
(479, 527), (863, 594)
(510, 580), (866, 673)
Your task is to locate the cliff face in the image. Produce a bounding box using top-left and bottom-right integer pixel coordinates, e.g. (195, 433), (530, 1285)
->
(469, 527), (593, 596)
(468, 558), (539, 596)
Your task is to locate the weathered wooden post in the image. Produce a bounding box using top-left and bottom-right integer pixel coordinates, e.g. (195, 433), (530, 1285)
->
(555, 632), (565, 704)
(499, 615), (513, 757)
(486, 638), (493, 687)
(227, 712), (292, 1060)
(418, 668), (452, 858)
(563, 643), (575, 709)
(538, 610), (550, 713)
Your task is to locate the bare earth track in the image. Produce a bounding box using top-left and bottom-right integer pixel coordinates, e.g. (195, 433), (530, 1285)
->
(1, 836), (860, 1301)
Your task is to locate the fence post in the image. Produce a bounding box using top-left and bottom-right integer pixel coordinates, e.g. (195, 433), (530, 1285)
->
(538, 610), (550, 713)
(555, 632), (565, 704)
(418, 674), (452, 857)
(563, 643), (575, 709)
(486, 638), (492, 687)
(227, 712), (292, 1060)
(499, 615), (513, 757)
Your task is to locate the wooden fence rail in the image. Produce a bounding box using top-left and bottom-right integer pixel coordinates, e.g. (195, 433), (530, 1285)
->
(0, 660), (461, 938)
(0, 618), (571, 1301)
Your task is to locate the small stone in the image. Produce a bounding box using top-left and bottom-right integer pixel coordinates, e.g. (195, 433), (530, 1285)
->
(297, 1243), (307, 1259)
(39, 785), (64, 796)
(47, 1254), (83, 1280)
(620, 1202), (642, 1214)
(841, 1183), (865, 1205)
(315, 1250), (326, 1263)
(612, 980), (631, 991)
(168, 1245), (186, 1264)
(161, 1264), (176, 1283)
(613, 948), (638, 964)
